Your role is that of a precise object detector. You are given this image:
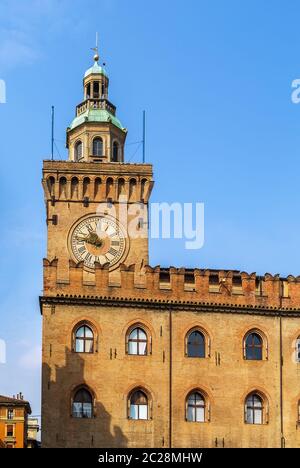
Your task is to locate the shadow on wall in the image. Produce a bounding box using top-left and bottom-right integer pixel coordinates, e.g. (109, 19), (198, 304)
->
(42, 347), (128, 448)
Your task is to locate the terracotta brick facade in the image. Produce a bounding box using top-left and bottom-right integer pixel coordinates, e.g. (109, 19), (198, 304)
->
(40, 57), (300, 448)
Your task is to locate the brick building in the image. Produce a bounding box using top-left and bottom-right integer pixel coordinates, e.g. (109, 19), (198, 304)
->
(41, 49), (300, 448)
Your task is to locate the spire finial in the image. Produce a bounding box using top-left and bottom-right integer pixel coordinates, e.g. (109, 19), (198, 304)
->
(91, 32), (99, 63)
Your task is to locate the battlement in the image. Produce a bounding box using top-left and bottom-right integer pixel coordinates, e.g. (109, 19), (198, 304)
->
(43, 259), (300, 310)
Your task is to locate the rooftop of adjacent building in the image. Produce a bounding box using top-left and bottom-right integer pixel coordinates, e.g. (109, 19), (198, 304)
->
(0, 394), (31, 414)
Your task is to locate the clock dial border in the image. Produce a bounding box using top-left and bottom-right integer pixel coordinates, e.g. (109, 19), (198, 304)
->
(68, 214), (129, 271)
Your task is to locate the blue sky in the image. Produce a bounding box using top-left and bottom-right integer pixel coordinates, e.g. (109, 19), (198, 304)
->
(1, 0), (300, 417)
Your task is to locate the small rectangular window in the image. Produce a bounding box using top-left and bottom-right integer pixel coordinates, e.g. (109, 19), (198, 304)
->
(255, 278), (263, 296)
(232, 275), (243, 294)
(184, 272), (195, 284)
(159, 271), (171, 289)
(6, 425), (14, 437)
(7, 409), (14, 420)
(184, 272), (195, 291)
(209, 274), (219, 293)
(281, 281), (289, 299)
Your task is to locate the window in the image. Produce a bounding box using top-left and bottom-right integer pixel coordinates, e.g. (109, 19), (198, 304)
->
(281, 280), (289, 298)
(296, 337), (300, 363)
(75, 141), (83, 161)
(255, 278), (263, 296)
(128, 327), (147, 355)
(6, 425), (14, 437)
(112, 142), (119, 162)
(186, 392), (205, 422)
(72, 388), (93, 418)
(209, 274), (219, 293)
(75, 325), (94, 353)
(245, 393), (263, 424)
(7, 409), (14, 420)
(93, 81), (100, 98)
(93, 137), (103, 156)
(6, 444), (14, 448)
(129, 390), (148, 420)
(187, 330), (205, 358)
(245, 332), (263, 360)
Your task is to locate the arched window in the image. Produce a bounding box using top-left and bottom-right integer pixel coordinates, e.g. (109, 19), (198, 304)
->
(129, 390), (148, 420)
(93, 137), (103, 157)
(128, 327), (148, 355)
(75, 141), (83, 161)
(296, 337), (300, 363)
(112, 141), (119, 162)
(186, 392), (206, 422)
(245, 332), (263, 360)
(72, 388), (93, 418)
(187, 330), (205, 358)
(245, 393), (263, 425)
(75, 325), (94, 353)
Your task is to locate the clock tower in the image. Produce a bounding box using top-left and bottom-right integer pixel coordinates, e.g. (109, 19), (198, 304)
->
(42, 52), (153, 284)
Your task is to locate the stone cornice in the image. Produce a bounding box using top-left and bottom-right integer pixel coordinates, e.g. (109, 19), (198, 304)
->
(39, 294), (300, 317)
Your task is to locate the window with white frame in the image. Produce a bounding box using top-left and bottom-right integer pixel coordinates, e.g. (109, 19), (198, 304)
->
(128, 327), (148, 355)
(245, 393), (263, 425)
(129, 390), (148, 420)
(186, 392), (206, 422)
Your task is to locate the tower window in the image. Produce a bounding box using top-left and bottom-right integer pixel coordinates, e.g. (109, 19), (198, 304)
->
(93, 82), (100, 99)
(93, 137), (103, 157)
(72, 388), (93, 418)
(112, 142), (119, 162)
(187, 330), (205, 358)
(129, 390), (148, 420)
(7, 409), (14, 420)
(74, 141), (83, 161)
(186, 392), (206, 422)
(86, 83), (91, 99)
(75, 325), (94, 353)
(245, 393), (264, 425)
(128, 327), (148, 355)
(244, 332), (263, 360)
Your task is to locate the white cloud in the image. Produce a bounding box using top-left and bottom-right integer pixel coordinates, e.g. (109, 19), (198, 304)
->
(19, 345), (41, 371)
(0, 34), (39, 71)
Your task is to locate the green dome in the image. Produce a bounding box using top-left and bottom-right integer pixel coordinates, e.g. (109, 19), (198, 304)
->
(84, 62), (108, 78)
(70, 108), (124, 131)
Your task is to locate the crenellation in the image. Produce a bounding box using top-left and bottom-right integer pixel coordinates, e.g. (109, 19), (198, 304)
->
(43, 259), (300, 309)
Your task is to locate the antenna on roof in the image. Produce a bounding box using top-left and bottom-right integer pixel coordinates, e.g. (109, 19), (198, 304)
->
(142, 110), (146, 163)
(51, 106), (54, 161)
(91, 32), (99, 63)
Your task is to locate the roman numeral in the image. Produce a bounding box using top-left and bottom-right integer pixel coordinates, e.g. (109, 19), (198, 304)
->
(111, 241), (120, 247)
(108, 248), (118, 256)
(85, 253), (92, 263)
(78, 246), (86, 254)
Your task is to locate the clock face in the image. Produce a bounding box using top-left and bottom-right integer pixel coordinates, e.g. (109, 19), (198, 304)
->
(70, 215), (127, 270)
